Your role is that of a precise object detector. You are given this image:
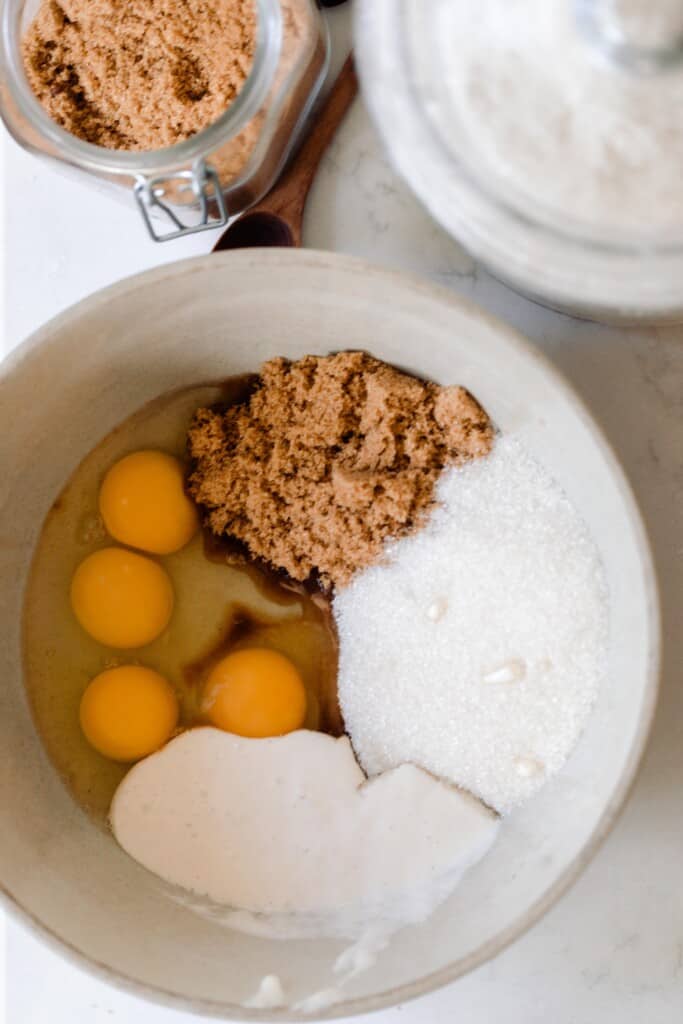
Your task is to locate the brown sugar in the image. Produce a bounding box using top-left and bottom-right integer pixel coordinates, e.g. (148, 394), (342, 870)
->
(22, 0), (256, 150)
(187, 352), (494, 590)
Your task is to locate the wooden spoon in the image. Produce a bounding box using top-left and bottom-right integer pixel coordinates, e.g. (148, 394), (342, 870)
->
(213, 55), (358, 251)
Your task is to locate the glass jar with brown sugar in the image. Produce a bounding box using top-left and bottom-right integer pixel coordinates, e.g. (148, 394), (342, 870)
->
(0, 0), (328, 240)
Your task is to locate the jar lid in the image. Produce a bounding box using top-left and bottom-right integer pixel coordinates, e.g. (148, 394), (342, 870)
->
(356, 0), (683, 319)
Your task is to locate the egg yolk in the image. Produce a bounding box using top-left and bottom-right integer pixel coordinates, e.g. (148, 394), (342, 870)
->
(99, 450), (198, 555)
(70, 547), (174, 648)
(80, 665), (179, 762)
(201, 648), (307, 739)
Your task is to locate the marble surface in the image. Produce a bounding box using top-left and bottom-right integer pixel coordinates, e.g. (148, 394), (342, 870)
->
(2, 5), (683, 1022)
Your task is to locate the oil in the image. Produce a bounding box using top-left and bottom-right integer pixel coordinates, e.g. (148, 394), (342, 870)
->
(23, 384), (340, 824)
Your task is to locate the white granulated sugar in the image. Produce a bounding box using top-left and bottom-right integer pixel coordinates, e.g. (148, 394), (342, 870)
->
(431, 0), (683, 233)
(335, 436), (608, 814)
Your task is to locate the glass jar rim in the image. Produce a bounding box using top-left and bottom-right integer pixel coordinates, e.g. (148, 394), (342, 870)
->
(1, 0), (282, 176)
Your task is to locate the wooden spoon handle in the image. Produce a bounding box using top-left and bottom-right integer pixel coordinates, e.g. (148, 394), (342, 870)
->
(249, 55), (358, 230)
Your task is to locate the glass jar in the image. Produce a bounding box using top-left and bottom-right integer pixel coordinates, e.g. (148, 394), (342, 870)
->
(356, 0), (683, 322)
(0, 0), (328, 240)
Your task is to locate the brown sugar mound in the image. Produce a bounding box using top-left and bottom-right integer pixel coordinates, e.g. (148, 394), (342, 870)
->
(22, 0), (256, 149)
(188, 352), (494, 589)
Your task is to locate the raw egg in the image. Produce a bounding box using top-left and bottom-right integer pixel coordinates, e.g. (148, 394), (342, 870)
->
(70, 547), (174, 648)
(99, 450), (198, 555)
(80, 665), (178, 762)
(202, 648), (307, 738)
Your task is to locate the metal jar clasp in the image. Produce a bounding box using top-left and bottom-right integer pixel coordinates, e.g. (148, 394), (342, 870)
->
(133, 160), (229, 242)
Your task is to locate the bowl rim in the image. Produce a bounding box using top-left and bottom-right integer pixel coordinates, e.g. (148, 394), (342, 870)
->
(0, 248), (662, 1021)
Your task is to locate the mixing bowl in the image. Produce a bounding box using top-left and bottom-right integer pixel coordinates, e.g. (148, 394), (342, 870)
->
(0, 250), (659, 1019)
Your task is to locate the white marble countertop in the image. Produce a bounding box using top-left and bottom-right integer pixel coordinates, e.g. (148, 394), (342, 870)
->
(2, 6), (683, 1023)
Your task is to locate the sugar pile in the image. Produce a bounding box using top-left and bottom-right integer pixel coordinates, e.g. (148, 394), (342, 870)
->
(335, 436), (608, 813)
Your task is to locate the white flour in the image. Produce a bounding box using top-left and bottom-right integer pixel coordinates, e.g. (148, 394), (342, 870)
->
(425, 0), (683, 234)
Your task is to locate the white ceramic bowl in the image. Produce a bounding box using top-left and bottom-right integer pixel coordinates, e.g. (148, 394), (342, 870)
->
(0, 251), (659, 1019)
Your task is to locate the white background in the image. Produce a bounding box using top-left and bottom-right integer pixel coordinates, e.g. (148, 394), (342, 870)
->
(2, 5), (683, 1022)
